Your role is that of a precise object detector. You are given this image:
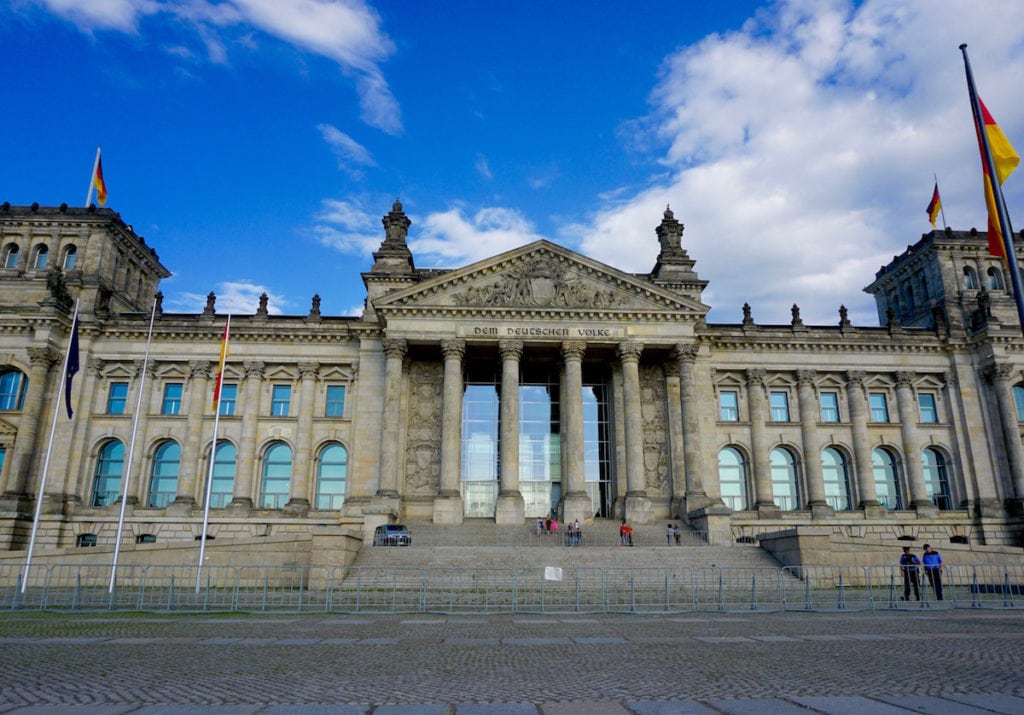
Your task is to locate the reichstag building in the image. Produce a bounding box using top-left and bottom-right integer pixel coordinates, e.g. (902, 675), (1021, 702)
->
(0, 200), (1022, 553)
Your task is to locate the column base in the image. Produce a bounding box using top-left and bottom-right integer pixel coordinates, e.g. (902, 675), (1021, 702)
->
(755, 503), (782, 519)
(432, 494), (464, 525)
(681, 493), (718, 516)
(686, 506), (734, 546)
(225, 498), (253, 517)
(166, 497), (196, 517)
(0, 491), (32, 516)
(860, 502), (890, 518)
(282, 498), (310, 518)
(809, 503), (836, 519)
(562, 491), (593, 526)
(624, 493), (654, 524)
(495, 491), (525, 525)
(912, 501), (940, 519)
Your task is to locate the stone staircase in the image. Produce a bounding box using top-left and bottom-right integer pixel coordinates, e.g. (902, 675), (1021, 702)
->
(353, 519), (783, 572)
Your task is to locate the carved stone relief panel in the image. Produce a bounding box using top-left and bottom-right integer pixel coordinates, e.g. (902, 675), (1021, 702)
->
(640, 364), (670, 494)
(404, 360), (443, 495)
(457, 256), (627, 309)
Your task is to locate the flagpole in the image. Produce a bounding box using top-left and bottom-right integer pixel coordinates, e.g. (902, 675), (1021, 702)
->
(21, 301), (79, 594)
(85, 147), (101, 207)
(935, 173), (948, 230)
(196, 314), (230, 592)
(961, 43), (1024, 332)
(109, 298), (158, 593)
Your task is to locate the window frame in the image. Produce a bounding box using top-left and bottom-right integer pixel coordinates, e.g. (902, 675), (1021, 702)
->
(270, 384), (291, 417)
(918, 392), (938, 424)
(868, 392), (890, 423)
(325, 385), (346, 418)
(161, 382), (183, 415)
(769, 391), (790, 422)
(218, 383), (237, 416)
(719, 390), (739, 422)
(820, 391), (840, 423)
(0, 370), (27, 411)
(107, 381), (129, 415)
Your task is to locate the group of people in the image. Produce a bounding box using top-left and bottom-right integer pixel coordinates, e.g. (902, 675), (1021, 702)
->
(899, 544), (944, 601)
(619, 520), (634, 546)
(535, 517), (583, 545)
(665, 523), (682, 545)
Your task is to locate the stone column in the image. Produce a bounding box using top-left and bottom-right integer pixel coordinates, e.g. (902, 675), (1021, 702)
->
(746, 368), (778, 516)
(663, 360), (686, 515)
(170, 360), (211, 514)
(796, 370), (831, 516)
(895, 371), (933, 512)
(496, 339), (525, 524)
(845, 371), (881, 511)
(619, 341), (652, 523)
(675, 344), (710, 512)
(0, 347), (57, 511)
(377, 338), (407, 497)
(228, 360), (264, 514)
(285, 361), (319, 516)
(986, 364), (1024, 508)
(561, 341), (592, 524)
(433, 339), (465, 524)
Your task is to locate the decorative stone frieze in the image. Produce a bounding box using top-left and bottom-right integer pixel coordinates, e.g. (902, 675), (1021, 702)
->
(405, 361), (443, 495)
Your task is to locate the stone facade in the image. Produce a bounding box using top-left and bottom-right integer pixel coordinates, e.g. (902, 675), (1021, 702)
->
(0, 201), (1023, 555)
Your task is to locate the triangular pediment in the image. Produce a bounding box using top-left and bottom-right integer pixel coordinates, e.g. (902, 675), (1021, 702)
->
(374, 241), (708, 317)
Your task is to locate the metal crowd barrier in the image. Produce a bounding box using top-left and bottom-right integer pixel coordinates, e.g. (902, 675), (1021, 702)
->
(2, 563), (1022, 614)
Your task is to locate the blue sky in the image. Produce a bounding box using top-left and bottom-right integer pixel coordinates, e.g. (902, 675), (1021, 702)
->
(4, 0), (1024, 324)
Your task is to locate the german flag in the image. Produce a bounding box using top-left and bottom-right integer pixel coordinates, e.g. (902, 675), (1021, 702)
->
(926, 182), (942, 228)
(974, 98), (1019, 257)
(92, 151), (108, 206)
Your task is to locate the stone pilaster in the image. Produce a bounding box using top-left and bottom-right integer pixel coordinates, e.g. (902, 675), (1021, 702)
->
(796, 370), (832, 517)
(845, 371), (882, 512)
(1, 347), (58, 512)
(663, 360), (686, 516)
(284, 361), (319, 516)
(675, 343), (713, 514)
(227, 360), (263, 514)
(746, 369), (778, 516)
(895, 371), (934, 514)
(495, 339), (525, 524)
(560, 341), (591, 524)
(985, 364), (1024, 511)
(377, 338), (407, 499)
(169, 360), (211, 514)
(125, 360), (157, 505)
(434, 339), (465, 524)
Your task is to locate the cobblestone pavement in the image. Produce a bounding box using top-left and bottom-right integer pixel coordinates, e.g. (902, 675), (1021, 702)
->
(0, 609), (1021, 713)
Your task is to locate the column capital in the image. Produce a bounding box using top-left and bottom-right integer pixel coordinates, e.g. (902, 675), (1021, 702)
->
(86, 355), (105, 375)
(616, 340), (643, 364)
(26, 346), (58, 369)
(894, 370), (916, 388)
(297, 361), (320, 379)
(498, 339), (524, 361)
(243, 360), (265, 379)
(795, 369), (816, 386)
(845, 370), (866, 388)
(440, 339), (466, 361)
(561, 340), (586, 362)
(983, 363), (1016, 384)
(673, 343), (699, 363)
(188, 360), (213, 380)
(745, 368), (767, 387)
(382, 337), (408, 359)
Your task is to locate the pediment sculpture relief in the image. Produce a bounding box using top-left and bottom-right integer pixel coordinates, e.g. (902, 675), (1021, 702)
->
(458, 257), (626, 309)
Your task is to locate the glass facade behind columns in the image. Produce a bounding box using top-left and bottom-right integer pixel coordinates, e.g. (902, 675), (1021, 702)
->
(519, 375), (560, 518)
(461, 379), (499, 517)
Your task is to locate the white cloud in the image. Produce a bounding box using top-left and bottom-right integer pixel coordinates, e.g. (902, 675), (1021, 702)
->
(412, 206), (547, 265)
(579, 0), (1024, 324)
(475, 154), (493, 181)
(318, 123), (376, 177)
(34, 0), (401, 134)
(168, 280), (289, 314)
(312, 197), (381, 254)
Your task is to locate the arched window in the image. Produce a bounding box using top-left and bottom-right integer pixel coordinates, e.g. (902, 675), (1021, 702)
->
(821, 448), (851, 511)
(33, 245), (48, 270)
(62, 245), (77, 270)
(717, 447), (748, 511)
(988, 266), (1005, 291)
(872, 448), (902, 509)
(148, 441), (180, 508)
(3, 244), (18, 269)
(770, 447), (800, 510)
(92, 440), (125, 506)
(1014, 384), (1024, 422)
(922, 447), (951, 510)
(260, 442), (292, 509)
(208, 442), (236, 508)
(963, 266), (978, 290)
(0, 369), (27, 411)
(315, 443), (348, 510)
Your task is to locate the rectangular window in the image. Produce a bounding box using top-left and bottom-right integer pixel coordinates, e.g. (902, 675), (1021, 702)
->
(271, 384), (291, 416)
(325, 385), (346, 417)
(869, 392), (889, 423)
(107, 382), (128, 414)
(161, 383), (183, 415)
(820, 392), (839, 423)
(918, 393), (938, 423)
(218, 384), (237, 416)
(719, 390), (739, 421)
(769, 391), (790, 421)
